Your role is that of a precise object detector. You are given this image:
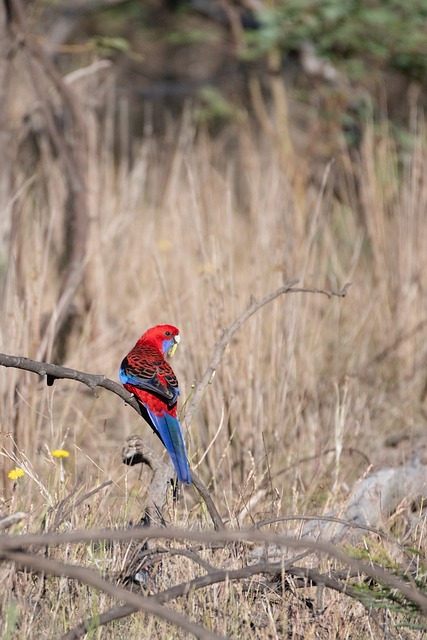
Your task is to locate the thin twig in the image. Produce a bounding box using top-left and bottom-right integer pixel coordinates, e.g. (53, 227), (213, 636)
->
(275, 446), (371, 476)
(52, 480), (113, 531)
(253, 514), (414, 560)
(184, 280), (351, 427)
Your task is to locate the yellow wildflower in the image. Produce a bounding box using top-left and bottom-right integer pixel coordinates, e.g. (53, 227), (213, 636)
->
(51, 449), (70, 458)
(8, 468), (25, 480)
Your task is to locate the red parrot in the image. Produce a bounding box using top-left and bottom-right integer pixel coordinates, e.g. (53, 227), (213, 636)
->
(120, 324), (191, 484)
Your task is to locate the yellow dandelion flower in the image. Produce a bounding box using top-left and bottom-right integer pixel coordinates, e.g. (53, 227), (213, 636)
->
(51, 449), (70, 458)
(8, 468), (25, 480)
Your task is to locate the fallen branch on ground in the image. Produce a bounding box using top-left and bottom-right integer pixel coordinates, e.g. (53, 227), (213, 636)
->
(1, 524), (425, 640)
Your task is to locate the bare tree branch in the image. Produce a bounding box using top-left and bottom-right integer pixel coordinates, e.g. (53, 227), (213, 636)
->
(1, 525), (425, 615)
(184, 280), (351, 427)
(0, 352), (134, 402)
(3, 548), (224, 640)
(63, 559), (363, 640)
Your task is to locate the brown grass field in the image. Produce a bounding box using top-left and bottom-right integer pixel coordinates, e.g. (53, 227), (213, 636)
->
(1, 19), (427, 639)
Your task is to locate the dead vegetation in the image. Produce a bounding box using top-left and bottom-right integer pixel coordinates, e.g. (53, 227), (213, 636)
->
(1, 2), (427, 638)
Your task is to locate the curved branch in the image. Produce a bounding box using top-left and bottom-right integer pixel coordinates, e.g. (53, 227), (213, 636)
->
(63, 560), (361, 639)
(190, 469), (224, 530)
(3, 548), (223, 640)
(1, 525), (425, 616)
(184, 280), (351, 427)
(0, 352), (137, 403)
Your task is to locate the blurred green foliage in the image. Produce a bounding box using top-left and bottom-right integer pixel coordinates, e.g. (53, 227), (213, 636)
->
(242, 0), (427, 80)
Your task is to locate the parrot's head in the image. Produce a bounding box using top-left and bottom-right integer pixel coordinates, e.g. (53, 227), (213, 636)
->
(140, 324), (180, 357)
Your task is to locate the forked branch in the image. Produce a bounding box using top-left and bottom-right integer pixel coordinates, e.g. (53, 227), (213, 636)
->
(184, 280), (351, 426)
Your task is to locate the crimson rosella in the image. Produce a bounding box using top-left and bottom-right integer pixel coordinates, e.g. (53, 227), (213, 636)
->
(120, 324), (191, 484)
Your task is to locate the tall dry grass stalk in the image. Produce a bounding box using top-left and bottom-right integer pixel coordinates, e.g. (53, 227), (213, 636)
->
(1, 45), (427, 636)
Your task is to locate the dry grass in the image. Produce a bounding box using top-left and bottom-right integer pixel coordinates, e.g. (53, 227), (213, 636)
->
(1, 43), (427, 638)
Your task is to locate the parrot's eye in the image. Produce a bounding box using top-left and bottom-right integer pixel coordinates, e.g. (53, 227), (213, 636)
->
(165, 331), (171, 336)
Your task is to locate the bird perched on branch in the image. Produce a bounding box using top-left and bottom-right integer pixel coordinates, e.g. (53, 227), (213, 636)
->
(120, 324), (191, 484)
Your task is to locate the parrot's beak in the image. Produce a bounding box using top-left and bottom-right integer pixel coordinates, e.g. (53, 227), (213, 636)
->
(168, 333), (180, 357)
